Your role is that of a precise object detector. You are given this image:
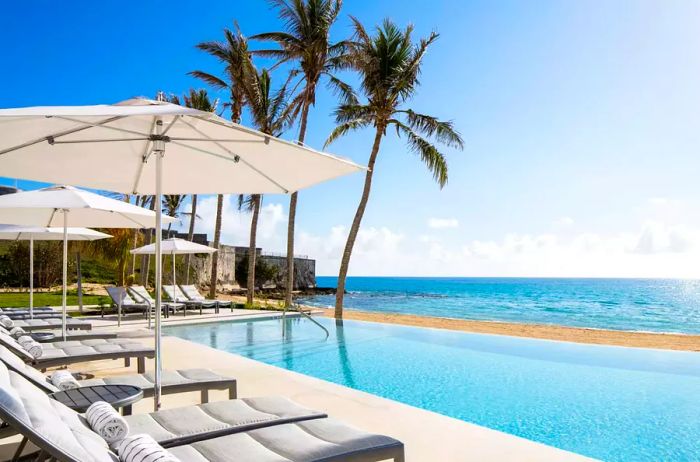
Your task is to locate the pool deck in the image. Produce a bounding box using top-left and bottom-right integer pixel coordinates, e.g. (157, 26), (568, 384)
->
(2, 310), (597, 461)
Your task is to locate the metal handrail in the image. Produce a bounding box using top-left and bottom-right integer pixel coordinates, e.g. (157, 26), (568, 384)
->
(282, 304), (329, 339)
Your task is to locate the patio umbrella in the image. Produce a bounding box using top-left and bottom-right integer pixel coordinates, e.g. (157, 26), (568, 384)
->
(0, 185), (175, 340)
(0, 97), (365, 410)
(131, 238), (217, 301)
(0, 225), (111, 318)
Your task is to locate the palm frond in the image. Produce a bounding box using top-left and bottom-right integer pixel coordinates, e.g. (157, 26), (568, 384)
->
(392, 120), (448, 187)
(324, 118), (370, 147)
(400, 110), (464, 149)
(188, 71), (228, 90)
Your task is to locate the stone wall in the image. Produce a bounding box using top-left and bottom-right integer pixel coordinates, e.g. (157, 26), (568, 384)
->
(187, 243), (316, 291)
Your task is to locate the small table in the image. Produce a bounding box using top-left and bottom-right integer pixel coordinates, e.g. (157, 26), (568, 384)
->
(30, 332), (55, 342)
(49, 384), (143, 415)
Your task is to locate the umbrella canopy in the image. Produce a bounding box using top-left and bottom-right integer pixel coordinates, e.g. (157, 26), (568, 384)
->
(0, 225), (111, 316)
(0, 98), (364, 194)
(0, 98), (365, 411)
(130, 237), (216, 255)
(0, 185), (174, 339)
(0, 185), (176, 227)
(0, 225), (111, 241)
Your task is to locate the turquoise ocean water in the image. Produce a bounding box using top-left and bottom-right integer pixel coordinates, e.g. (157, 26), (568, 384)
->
(299, 277), (700, 334)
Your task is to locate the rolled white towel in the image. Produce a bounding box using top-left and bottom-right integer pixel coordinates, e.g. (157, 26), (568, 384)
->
(50, 370), (80, 391)
(86, 401), (129, 444)
(16, 335), (34, 347)
(117, 434), (179, 462)
(0, 315), (13, 328)
(24, 341), (43, 359)
(9, 326), (26, 337)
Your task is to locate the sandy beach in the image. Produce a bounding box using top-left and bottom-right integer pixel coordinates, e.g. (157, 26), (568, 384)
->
(316, 307), (700, 352)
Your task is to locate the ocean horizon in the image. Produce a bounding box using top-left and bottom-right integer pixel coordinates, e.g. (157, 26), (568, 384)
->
(300, 276), (700, 335)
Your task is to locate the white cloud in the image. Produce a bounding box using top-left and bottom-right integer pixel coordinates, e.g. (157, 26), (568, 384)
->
(427, 217), (459, 229)
(553, 216), (574, 226)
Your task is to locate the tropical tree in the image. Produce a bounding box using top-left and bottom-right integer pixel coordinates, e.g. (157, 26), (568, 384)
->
(325, 19), (464, 318)
(239, 67), (294, 304)
(89, 228), (136, 286)
(252, 0), (351, 307)
(162, 194), (186, 237)
(191, 24), (253, 298)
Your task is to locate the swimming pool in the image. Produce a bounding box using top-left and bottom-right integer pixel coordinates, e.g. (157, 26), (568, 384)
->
(165, 316), (700, 461)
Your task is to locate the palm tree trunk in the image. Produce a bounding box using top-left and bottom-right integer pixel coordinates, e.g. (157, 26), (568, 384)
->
(140, 196), (155, 287)
(335, 126), (384, 319)
(76, 250), (83, 314)
(285, 98), (311, 307)
(185, 194), (198, 285)
(208, 194), (223, 298)
(246, 194), (261, 305)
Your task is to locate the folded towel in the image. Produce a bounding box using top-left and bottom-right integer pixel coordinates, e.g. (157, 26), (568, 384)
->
(23, 341), (43, 359)
(117, 434), (179, 462)
(86, 401), (129, 444)
(0, 315), (14, 328)
(9, 326), (26, 337)
(51, 370), (80, 391)
(17, 335), (34, 347)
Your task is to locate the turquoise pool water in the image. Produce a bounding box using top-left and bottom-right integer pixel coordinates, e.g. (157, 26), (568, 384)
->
(165, 317), (700, 461)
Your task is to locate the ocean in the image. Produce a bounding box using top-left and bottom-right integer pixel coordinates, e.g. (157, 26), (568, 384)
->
(298, 277), (700, 335)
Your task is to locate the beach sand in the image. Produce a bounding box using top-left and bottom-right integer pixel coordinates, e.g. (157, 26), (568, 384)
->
(317, 308), (700, 352)
(223, 294), (700, 351)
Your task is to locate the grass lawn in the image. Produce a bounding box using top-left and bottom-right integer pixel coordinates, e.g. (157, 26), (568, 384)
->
(0, 291), (109, 308)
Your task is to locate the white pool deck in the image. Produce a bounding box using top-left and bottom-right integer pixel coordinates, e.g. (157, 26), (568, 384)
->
(2, 310), (597, 461)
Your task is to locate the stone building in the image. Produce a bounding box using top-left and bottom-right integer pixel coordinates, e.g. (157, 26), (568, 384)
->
(169, 232), (316, 291)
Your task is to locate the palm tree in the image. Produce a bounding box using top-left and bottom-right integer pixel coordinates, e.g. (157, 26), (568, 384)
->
(191, 24), (252, 298)
(252, 0), (351, 307)
(180, 89), (217, 284)
(325, 19), (464, 318)
(162, 194), (186, 237)
(239, 67), (294, 305)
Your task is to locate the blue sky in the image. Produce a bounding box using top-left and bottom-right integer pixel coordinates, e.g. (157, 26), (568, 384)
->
(1, 0), (699, 277)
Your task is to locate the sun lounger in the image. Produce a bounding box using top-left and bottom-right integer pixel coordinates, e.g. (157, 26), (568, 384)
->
(0, 345), (237, 404)
(11, 317), (91, 331)
(0, 361), (405, 462)
(0, 325), (117, 342)
(164, 284), (212, 314)
(129, 285), (184, 317)
(0, 330), (154, 373)
(180, 284), (233, 311)
(105, 286), (150, 318)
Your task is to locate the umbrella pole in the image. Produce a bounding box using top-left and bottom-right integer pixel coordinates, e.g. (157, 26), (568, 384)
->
(154, 119), (164, 411)
(29, 237), (33, 319)
(62, 210), (68, 341)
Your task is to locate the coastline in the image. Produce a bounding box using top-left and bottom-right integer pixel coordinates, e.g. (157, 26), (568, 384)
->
(317, 307), (700, 352)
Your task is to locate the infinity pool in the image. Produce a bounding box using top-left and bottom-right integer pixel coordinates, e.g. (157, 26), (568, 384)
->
(165, 316), (700, 461)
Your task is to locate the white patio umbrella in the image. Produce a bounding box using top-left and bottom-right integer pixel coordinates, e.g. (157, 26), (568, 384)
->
(0, 185), (175, 340)
(0, 225), (111, 318)
(131, 238), (217, 299)
(0, 97), (365, 410)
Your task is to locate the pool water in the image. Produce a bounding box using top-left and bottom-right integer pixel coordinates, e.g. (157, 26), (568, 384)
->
(165, 317), (700, 461)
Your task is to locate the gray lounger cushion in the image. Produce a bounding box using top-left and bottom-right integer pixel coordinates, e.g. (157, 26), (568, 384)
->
(0, 361), (403, 462)
(13, 318), (92, 331)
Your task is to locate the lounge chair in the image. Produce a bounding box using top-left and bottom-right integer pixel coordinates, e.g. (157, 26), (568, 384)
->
(180, 284), (233, 311)
(11, 317), (92, 332)
(0, 361), (405, 462)
(104, 286), (150, 318)
(0, 306), (60, 319)
(0, 330), (154, 373)
(164, 284), (212, 315)
(129, 285), (184, 318)
(0, 325), (117, 343)
(0, 345), (237, 404)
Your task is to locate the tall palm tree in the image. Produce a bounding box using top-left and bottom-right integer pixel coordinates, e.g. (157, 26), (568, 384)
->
(252, 0), (351, 307)
(240, 67), (294, 305)
(325, 19), (464, 318)
(191, 24), (252, 298)
(180, 89), (217, 284)
(162, 194), (185, 237)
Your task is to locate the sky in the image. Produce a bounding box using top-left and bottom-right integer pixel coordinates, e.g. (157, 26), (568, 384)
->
(1, 0), (699, 278)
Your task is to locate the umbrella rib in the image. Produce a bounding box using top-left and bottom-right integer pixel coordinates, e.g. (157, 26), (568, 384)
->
(176, 118), (291, 194)
(0, 115), (126, 156)
(52, 116), (152, 139)
(131, 119), (157, 194)
(161, 116), (180, 136)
